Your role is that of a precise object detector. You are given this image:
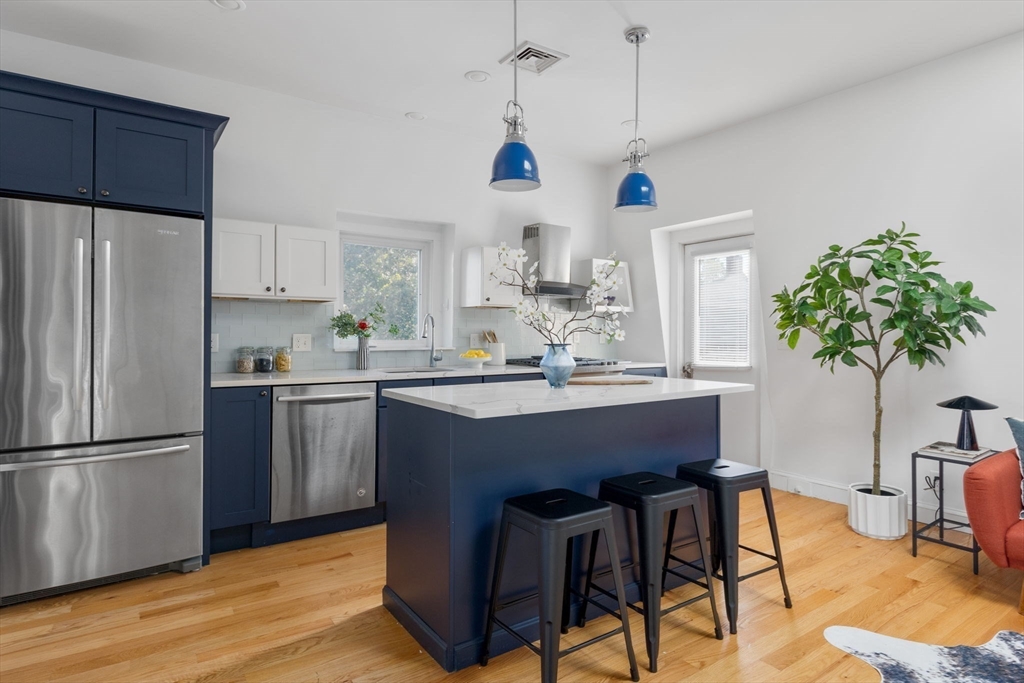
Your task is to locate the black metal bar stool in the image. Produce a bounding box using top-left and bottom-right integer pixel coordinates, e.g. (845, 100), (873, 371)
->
(673, 459), (792, 634)
(481, 488), (640, 683)
(578, 472), (723, 673)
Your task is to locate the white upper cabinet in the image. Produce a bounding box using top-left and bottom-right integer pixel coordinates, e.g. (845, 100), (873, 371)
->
(212, 219), (276, 297)
(461, 246), (519, 308)
(212, 219), (338, 301)
(274, 224), (338, 300)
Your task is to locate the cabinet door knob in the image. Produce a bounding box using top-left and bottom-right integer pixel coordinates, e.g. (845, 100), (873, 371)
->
(77, 187), (88, 194)
(280, 287), (286, 293)
(100, 190), (110, 196)
(265, 286), (272, 292)
(485, 297), (491, 302)
(259, 391), (268, 397)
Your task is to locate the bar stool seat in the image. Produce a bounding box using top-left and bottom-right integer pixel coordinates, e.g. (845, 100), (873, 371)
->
(481, 488), (640, 683)
(675, 459), (793, 634)
(580, 472), (723, 673)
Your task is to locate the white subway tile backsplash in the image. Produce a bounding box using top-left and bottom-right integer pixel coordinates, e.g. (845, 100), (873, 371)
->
(210, 299), (615, 373)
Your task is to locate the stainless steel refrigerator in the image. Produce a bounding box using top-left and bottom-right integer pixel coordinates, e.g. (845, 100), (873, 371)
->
(0, 197), (205, 604)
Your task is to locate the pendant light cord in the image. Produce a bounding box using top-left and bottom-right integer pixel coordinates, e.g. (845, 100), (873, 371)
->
(634, 39), (639, 146)
(512, 0), (518, 107)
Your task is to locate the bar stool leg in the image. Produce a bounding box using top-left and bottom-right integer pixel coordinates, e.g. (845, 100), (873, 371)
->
(561, 538), (573, 634)
(577, 529), (600, 628)
(636, 506), (664, 672)
(661, 508), (678, 597)
(707, 489), (721, 575)
(761, 485), (793, 609)
(538, 532), (569, 683)
(603, 520), (641, 683)
(692, 504), (724, 639)
(481, 510), (511, 666)
(716, 488), (741, 634)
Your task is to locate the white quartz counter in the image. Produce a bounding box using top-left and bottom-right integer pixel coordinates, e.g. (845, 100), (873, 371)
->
(210, 362), (667, 388)
(381, 377), (753, 419)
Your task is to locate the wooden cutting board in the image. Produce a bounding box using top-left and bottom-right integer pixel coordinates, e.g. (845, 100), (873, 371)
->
(566, 376), (654, 386)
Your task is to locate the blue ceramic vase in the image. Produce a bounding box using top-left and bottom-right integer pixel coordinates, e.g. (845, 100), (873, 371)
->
(539, 344), (575, 389)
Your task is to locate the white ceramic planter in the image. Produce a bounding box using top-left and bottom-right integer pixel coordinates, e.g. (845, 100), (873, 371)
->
(848, 483), (907, 540)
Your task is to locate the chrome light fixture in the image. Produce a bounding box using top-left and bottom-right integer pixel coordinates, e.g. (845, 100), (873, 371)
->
(614, 26), (657, 212)
(490, 0), (541, 191)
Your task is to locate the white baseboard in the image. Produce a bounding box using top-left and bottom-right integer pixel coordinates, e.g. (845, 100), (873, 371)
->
(768, 469), (969, 526)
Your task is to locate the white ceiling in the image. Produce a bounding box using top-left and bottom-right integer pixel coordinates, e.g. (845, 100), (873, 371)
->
(1, 0), (1021, 165)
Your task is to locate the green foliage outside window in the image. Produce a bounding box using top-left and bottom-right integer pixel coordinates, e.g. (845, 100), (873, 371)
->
(342, 242), (421, 341)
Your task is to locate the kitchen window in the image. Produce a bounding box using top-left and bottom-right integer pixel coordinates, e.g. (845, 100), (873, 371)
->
(688, 245), (752, 368)
(338, 235), (431, 349)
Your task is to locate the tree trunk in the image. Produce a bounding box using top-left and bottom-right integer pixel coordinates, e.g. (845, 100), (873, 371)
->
(872, 376), (883, 496)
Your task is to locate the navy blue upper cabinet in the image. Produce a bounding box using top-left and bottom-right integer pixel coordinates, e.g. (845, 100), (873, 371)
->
(0, 90), (94, 199)
(94, 110), (204, 214)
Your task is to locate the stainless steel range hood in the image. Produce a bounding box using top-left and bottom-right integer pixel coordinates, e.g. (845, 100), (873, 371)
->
(522, 223), (588, 298)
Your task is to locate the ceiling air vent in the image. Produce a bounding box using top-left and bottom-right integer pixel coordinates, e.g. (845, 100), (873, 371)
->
(499, 41), (568, 75)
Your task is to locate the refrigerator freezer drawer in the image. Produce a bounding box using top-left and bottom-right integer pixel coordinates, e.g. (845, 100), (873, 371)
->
(271, 383), (376, 523)
(0, 435), (203, 601)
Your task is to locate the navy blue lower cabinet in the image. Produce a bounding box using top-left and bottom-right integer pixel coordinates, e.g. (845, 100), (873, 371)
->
(0, 89), (94, 199)
(94, 109), (205, 214)
(623, 366), (668, 378)
(432, 376), (484, 386)
(209, 386), (271, 531)
(483, 372), (544, 383)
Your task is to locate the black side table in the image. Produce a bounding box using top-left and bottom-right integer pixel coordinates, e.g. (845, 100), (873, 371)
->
(911, 450), (994, 574)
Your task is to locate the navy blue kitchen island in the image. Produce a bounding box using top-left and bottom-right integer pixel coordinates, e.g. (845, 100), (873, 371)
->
(381, 377), (752, 672)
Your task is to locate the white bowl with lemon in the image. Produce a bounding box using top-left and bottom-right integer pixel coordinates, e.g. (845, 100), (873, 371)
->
(459, 348), (492, 369)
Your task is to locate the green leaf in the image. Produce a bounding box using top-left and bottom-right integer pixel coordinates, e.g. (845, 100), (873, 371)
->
(787, 329), (800, 350)
(882, 247), (904, 261)
(870, 297), (894, 308)
(875, 284), (897, 295)
(840, 351), (858, 367)
(940, 299), (959, 314)
(829, 244), (842, 252)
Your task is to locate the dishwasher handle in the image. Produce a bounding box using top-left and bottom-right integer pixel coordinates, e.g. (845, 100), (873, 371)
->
(276, 392), (376, 403)
(0, 445), (190, 472)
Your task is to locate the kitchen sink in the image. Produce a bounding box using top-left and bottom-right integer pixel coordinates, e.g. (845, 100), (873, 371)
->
(382, 368), (446, 374)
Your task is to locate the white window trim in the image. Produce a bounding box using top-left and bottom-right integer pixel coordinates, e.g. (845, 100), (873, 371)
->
(333, 213), (454, 353)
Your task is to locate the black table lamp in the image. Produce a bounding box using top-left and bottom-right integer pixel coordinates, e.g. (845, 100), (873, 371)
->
(936, 395), (998, 450)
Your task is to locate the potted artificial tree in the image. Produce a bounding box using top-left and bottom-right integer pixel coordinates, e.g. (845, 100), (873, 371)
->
(772, 224), (994, 540)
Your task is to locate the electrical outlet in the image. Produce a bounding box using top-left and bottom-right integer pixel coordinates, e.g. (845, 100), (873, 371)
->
(210, 333), (219, 353)
(470, 333), (485, 348)
(292, 333), (312, 352)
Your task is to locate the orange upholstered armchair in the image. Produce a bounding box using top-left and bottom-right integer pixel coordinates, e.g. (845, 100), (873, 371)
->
(963, 449), (1024, 613)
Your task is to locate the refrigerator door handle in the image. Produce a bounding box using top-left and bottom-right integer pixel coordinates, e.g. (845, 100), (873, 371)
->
(276, 393), (376, 403)
(0, 445), (190, 473)
(72, 237), (85, 410)
(98, 239), (112, 409)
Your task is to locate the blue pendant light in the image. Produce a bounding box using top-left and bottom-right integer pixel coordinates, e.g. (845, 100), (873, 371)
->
(614, 26), (657, 212)
(490, 0), (541, 191)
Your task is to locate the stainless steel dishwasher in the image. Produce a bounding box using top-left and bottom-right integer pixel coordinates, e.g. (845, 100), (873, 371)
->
(271, 383), (377, 523)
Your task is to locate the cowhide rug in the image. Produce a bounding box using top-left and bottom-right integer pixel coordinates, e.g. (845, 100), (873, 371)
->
(823, 626), (1024, 683)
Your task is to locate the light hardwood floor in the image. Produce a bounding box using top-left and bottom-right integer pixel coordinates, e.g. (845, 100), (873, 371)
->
(1, 491), (1021, 683)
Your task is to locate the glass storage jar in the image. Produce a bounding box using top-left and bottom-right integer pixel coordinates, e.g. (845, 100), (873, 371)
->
(255, 346), (275, 373)
(236, 346), (255, 373)
(275, 346), (292, 372)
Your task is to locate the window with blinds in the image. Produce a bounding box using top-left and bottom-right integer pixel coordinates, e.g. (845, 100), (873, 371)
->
(692, 249), (751, 367)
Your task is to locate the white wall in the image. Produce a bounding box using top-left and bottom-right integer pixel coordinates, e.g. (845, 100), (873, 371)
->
(608, 33), (1024, 514)
(0, 29), (613, 368)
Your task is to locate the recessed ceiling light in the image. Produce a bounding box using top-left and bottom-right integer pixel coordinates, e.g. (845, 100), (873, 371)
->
(465, 71), (491, 83)
(405, 112), (427, 121)
(210, 0), (246, 10)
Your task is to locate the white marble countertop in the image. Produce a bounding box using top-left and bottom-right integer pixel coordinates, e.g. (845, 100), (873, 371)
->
(210, 362), (667, 388)
(382, 377), (753, 419)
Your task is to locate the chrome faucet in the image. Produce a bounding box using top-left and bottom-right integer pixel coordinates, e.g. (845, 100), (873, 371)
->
(421, 314), (443, 367)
